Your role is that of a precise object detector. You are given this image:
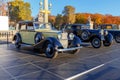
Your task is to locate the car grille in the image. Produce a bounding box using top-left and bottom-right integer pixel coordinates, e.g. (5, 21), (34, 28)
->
(59, 32), (68, 48)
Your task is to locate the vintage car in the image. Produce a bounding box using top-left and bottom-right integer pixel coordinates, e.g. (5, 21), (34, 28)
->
(96, 24), (120, 43)
(61, 24), (113, 48)
(12, 21), (82, 58)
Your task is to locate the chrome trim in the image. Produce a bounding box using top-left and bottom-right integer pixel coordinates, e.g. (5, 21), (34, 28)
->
(57, 46), (82, 52)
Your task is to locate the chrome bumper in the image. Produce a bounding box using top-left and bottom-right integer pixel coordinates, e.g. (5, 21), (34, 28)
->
(57, 46), (82, 52)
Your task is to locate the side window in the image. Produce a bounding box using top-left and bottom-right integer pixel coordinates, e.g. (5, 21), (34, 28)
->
(20, 24), (26, 30)
(106, 26), (112, 29)
(71, 25), (76, 29)
(66, 25), (72, 29)
(76, 26), (81, 29)
(27, 23), (34, 30)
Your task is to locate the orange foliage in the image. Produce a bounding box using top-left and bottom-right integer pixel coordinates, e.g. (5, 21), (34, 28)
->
(75, 13), (120, 25)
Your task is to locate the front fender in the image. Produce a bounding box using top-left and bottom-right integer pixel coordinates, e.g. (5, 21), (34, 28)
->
(104, 33), (113, 43)
(70, 36), (81, 46)
(34, 37), (63, 49)
(45, 37), (63, 48)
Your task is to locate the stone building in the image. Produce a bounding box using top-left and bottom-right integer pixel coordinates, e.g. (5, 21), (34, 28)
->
(0, 4), (7, 16)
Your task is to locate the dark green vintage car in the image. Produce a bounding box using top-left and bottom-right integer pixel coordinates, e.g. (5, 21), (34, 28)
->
(12, 21), (82, 58)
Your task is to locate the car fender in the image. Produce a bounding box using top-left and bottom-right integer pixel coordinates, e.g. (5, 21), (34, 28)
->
(34, 37), (63, 49)
(90, 35), (101, 42)
(105, 33), (113, 43)
(13, 33), (22, 42)
(45, 37), (63, 47)
(70, 36), (82, 46)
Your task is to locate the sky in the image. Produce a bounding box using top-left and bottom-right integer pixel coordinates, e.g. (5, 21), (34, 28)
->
(24, 0), (120, 17)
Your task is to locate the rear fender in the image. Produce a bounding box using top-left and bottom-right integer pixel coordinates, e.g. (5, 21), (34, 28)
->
(12, 33), (22, 42)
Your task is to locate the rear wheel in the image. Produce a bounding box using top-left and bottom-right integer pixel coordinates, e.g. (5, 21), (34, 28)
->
(91, 37), (101, 48)
(45, 42), (58, 58)
(15, 36), (21, 49)
(115, 34), (120, 43)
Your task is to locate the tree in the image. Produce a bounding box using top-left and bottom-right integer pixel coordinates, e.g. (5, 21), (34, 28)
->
(8, 0), (32, 22)
(55, 14), (63, 29)
(48, 15), (56, 26)
(75, 13), (91, 24)
(92, 13), (103, 24)
(62, 5), (75, 24)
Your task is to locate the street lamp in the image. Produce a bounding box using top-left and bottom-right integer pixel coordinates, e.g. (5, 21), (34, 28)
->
(39, 0), (52, 23)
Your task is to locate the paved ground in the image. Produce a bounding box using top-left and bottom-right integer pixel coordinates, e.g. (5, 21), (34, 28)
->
(0, 41), (120, 80)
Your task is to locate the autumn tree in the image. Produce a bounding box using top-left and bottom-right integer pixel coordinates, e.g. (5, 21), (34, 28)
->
(75, 13), (91, 24)
(48, 15), (56, 26)
(55, 14), (63, 29)
(8, 0), (32, 22)
(92, 13), (104, 24)
(62, 5), (75, 24)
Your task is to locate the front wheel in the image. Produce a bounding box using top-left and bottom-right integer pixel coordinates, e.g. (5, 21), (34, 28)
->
(115, 34), (120, 43)
(91, 37), (101, 48)
(45, 42), (58, 58)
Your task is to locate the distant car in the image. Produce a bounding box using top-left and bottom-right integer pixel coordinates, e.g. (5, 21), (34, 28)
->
(12, 21), (82, 58)
(61, 24), (113, 48)
(96, 24), (120, 43)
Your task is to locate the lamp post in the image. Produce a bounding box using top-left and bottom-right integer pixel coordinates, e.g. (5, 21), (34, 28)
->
(39, 0), (52, 23)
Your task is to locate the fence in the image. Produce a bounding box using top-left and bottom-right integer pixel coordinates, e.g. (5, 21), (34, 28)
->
(0, 30), (16, 43)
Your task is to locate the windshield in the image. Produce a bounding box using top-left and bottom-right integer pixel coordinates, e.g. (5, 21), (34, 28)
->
(112, 25), (118, 29)
(34, 23), (52, 29)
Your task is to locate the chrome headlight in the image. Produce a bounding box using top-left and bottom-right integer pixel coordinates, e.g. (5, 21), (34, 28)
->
(104, 30), (108, 35)
(69, 33), (75, 40)
(99, 29), (104, 35)
(58, 33), (62, 39)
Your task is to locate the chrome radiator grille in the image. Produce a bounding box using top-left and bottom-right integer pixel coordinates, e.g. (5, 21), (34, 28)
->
(59, 32), (68, 48)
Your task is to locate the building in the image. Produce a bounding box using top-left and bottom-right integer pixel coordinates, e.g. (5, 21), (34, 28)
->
(0, 4), (7, 16)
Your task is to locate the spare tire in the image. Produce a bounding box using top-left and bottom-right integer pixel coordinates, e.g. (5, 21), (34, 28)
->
(81, 30), (90, 41)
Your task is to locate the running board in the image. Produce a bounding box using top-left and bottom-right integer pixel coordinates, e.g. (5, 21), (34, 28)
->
(57, 46), (82, 52)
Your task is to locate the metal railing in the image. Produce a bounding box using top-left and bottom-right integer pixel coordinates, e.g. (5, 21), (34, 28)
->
(0, 30), (16, 44)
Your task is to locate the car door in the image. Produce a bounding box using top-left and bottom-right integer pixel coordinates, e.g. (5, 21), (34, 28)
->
(19, 22), (36, 44)
(25, 22), (36, 44)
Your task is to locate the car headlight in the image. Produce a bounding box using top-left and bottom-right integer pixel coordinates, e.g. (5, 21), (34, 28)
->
(58, 33), (62, 39)
(69, 33), (75, 40)
(104, 30), (108, 35)
(99, 29), (104, 35)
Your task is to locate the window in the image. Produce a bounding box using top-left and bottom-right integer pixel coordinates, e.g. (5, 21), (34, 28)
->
(66, 25), (72, 29)
(106, 26), (112, 29)
(27, 23), (34, 30)
(20, 24), (26, 30)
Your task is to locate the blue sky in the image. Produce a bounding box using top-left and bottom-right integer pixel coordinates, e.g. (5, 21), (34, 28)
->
(24, 0), (120, 17)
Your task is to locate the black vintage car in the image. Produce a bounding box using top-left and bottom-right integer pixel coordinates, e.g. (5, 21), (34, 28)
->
(61, 24), (113, 48)
(12, 21), (82, 58)
(96, 24), (120, 43)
